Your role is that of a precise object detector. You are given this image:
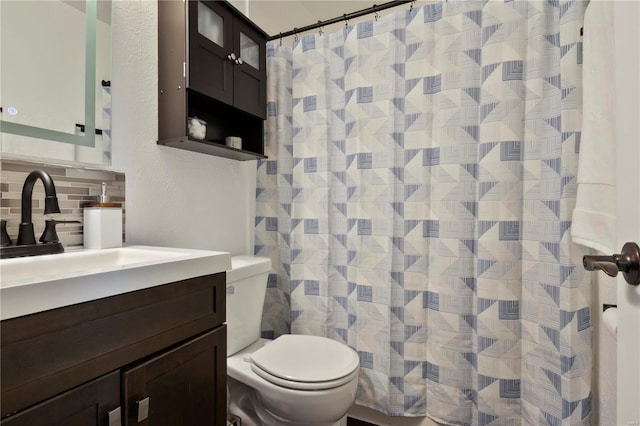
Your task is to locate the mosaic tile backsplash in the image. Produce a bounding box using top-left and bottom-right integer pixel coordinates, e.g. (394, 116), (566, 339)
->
(0, 159), (125, 247)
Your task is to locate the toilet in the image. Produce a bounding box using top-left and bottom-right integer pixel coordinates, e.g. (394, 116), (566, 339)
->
(226, 256), (360, 426)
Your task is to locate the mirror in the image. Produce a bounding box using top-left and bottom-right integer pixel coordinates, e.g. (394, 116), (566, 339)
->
(0, 0), (112, 166)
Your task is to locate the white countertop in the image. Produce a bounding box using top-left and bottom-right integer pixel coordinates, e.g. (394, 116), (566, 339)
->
(0, 245), (231, 320)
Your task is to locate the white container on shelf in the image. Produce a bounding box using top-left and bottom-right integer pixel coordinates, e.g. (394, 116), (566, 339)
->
(225, 136), (242, 150)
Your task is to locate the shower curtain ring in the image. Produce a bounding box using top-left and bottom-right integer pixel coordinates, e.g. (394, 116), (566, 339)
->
(318, 21), (324, 36)
(373, 5), (379, 21)
(344, 14), (349, 27)
(279, 32), (283, 46)
(410, 0), (415, 11)
(293, 28), (299, 43)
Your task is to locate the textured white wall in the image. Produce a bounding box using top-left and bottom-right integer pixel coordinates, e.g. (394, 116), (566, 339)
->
(110, 1), (257, 255)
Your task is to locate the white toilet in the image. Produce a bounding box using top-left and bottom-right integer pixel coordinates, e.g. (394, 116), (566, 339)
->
(226, 256), (360, 426)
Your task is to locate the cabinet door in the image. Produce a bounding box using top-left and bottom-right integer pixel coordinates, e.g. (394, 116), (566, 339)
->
(233, 18), (267, 119)
(1, 371), (120, 426)
(188, 0), (234, 107)
(122, 327), (227, 426)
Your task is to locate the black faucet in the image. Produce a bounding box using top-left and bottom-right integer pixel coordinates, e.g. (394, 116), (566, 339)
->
(16, 170), (61, 246)
(0, 170), (69, 259)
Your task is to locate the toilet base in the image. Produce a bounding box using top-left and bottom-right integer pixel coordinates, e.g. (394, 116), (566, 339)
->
(228, 376), (346, 426)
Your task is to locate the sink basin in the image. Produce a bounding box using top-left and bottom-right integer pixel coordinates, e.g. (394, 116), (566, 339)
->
(2, 246), (191, 285)
(0, 245), (231, 320)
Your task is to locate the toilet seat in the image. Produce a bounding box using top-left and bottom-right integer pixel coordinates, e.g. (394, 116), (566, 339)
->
(249, 334), (360, 391)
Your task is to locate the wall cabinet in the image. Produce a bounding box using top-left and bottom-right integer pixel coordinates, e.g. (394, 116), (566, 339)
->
(1, 274), (226, 426)
(158, 0), (268, 161)
(189, 1), (266, 118)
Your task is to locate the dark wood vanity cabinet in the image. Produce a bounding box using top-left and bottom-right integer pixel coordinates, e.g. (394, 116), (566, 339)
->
(1, 274), (227, 426)
(158, 0), (268, 161)
(122, 329), (226, 425)
(1, 372), (120, 426)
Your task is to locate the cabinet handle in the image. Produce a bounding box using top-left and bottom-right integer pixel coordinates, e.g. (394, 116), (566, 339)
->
(108, 407), (122, 426)
(227, 52), (236, 61)
(235, 57), (244, 65)
(136, 397), (150, 423)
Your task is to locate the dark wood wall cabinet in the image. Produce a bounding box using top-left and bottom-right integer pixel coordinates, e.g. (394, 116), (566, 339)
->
(1, 274), (227, 426)
(158, 0), (268, 161)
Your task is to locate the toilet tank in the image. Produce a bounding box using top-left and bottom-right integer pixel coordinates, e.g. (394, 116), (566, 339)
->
(226, 255), (272, 355)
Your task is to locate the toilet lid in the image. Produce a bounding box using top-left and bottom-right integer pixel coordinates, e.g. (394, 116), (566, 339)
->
(249, 335), (359, 389)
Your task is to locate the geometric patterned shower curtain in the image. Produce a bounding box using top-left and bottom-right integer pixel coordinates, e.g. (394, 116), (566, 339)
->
(255, 1), (592, 424)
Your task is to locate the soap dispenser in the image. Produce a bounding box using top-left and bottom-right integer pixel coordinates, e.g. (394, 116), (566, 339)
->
(83, 183), (123, 249)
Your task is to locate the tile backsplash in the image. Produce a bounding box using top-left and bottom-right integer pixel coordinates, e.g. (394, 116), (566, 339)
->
(0, 159), (125, 247)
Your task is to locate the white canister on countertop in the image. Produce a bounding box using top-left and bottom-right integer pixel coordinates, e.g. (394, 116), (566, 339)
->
(83, 204), (122, 249)
(83, 183), (122, 249)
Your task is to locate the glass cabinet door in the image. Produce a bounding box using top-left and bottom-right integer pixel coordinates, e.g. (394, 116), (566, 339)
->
(232, 18), (266, 119)
(239, 32), (259, 70)
(198, 1), (224, 47)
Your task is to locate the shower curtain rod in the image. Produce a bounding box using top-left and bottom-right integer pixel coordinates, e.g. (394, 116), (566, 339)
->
(267, 0), (414, 41)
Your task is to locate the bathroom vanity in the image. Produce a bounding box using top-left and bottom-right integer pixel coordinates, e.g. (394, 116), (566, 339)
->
(0, 246), (231, 425)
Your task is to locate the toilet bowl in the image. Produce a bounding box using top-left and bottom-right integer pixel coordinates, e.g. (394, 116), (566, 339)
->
(226, 256), (360, 426)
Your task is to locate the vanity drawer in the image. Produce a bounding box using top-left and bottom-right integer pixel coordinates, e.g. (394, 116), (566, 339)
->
(1, 272), (225, 418)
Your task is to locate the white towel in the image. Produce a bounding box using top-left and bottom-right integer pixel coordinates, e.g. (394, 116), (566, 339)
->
(571, 1), (617, 254)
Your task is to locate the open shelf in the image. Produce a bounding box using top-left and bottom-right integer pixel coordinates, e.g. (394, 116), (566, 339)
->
(158, 137), (266, 161)
(157, 90), (266, 161)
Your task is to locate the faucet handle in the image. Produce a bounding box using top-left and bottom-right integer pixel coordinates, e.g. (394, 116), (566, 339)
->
(1, 220), (12, 247)
(39, 219), (81, 244)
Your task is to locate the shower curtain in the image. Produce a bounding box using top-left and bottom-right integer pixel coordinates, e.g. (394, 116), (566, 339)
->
(255, 1), (591, 424)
